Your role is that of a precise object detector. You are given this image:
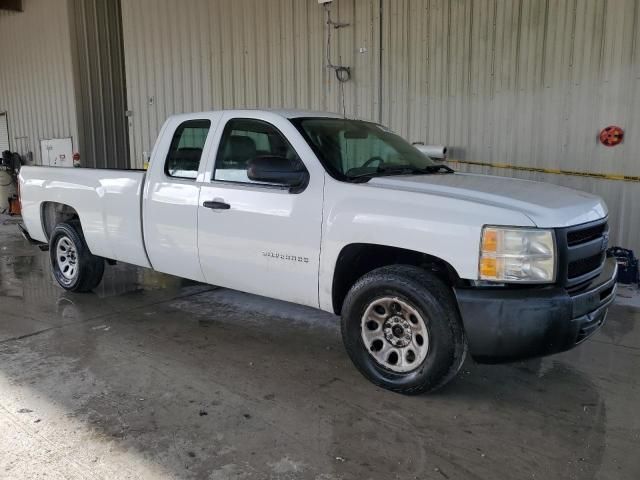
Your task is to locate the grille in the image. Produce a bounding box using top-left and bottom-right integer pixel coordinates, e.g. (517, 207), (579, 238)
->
(560, 219), (608, 291)
(567, 222), (607, 247)
(568, 253), (605, 279)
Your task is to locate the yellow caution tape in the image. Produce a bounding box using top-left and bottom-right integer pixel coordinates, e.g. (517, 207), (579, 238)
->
(448, 160), (640, 183)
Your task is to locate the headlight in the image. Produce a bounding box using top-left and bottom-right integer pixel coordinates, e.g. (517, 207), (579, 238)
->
(479, 227), (556, 283)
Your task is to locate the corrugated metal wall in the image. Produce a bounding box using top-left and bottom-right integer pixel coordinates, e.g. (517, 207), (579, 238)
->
(121, 0), (638, 174)
(381, 0), (640, 250)
(69, 0), (129, 169)
(120, 0), (381, 167)
(0, 0), (79, 163)
(383, 0), (639, 174)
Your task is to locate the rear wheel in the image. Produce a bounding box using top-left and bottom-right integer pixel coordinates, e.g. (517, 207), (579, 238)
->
(341, 265), (467, 395)
(49, 223), (105, 292)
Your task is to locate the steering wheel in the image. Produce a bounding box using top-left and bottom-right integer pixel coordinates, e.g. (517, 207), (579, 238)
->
(362, 156), (385, 168)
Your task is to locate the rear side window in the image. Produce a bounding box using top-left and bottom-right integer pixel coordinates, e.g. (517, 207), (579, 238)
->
(165, 120), (211, 179)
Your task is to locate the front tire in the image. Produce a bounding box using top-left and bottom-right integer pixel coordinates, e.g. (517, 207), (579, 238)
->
(341, 265), (467, 395)
(49, 222), (105, 292)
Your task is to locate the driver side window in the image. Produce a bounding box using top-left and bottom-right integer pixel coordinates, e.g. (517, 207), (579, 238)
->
(214, 118), (299, 184)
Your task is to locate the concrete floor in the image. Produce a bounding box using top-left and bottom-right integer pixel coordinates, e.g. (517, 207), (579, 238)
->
(0, 217), (639, 480)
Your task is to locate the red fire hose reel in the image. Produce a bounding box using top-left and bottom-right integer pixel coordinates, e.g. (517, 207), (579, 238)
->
(599, 125), (624, 147)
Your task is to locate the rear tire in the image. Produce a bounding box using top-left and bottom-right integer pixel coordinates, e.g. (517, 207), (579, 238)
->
(341, 265), (467, 395)
(49, 222), (105, 292)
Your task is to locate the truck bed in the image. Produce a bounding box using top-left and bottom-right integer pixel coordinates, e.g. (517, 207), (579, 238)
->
(19, 166), (151, 268)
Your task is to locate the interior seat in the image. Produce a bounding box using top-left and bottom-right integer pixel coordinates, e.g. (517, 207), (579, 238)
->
(221, 135), (257, 168)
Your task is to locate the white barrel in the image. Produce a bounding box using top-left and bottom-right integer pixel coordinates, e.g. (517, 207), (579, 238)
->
(414, 144), (448, 160)
(0, 171), (17, 211)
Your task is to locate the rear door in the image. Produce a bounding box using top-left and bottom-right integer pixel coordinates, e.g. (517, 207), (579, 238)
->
(197, 112), (325, 307)
(143, 113), (221, 281)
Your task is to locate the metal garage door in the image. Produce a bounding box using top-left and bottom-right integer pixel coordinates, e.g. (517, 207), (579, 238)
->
(0, 113), (9, 153)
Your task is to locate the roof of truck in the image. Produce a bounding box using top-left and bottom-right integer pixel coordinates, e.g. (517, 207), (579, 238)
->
(271, 109), (344, 119)
(169, 109), (345, 121)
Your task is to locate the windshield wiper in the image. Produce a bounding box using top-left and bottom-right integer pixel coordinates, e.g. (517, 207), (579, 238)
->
(346, 163), (454, 182)
(421, 164), (455, 174)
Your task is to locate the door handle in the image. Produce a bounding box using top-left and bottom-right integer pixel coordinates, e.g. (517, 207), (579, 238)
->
(203, 200), (231, 210)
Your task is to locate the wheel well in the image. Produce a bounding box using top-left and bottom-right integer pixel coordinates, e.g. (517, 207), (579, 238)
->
(331, 243), (462, 314)
(41, 202), (81, 240)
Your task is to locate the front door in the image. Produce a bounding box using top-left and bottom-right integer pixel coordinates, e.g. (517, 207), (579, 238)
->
(197, 113), (324, 308)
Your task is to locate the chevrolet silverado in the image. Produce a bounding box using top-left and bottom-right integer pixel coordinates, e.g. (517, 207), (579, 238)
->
(18, 110), (617, 394)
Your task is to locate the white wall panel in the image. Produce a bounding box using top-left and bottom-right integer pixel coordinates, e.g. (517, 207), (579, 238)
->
(382, 0), (639, 174)
(0, 113), (9, 152)
(121, 0), (381, 168)
(0, 0), (79, 164)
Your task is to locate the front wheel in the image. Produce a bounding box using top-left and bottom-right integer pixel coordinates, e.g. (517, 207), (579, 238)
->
(49, 222), (105, 292)
(341, 265), (467, 395)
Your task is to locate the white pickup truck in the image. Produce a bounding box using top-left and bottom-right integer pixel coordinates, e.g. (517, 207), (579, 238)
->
(19, 110), (617, 394)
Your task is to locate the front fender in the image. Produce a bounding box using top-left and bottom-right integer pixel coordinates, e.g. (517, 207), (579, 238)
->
(318, 178), (535, 312)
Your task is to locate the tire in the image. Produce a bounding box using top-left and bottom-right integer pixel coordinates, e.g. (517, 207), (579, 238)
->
(341, 265), (467, 395)
(49, 222), (105, 292)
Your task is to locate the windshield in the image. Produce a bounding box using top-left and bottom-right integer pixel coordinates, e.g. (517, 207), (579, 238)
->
(291, 117), (445, 181)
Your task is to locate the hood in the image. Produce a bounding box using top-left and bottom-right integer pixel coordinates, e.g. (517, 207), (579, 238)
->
(368, 172), (607, 228)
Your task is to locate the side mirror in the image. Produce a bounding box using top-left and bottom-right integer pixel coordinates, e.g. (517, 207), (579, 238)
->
(247, 156), (309, 190)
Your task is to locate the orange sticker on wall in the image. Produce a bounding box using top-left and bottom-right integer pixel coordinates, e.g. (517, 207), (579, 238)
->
(599, 126), (624, 147)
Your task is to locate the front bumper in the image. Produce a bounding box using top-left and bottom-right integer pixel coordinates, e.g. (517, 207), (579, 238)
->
(455, 257), (617, 363)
